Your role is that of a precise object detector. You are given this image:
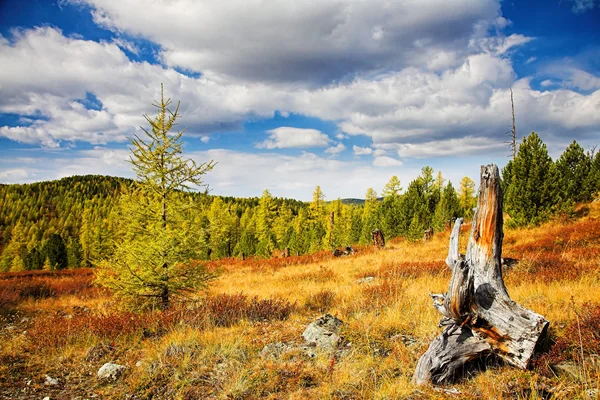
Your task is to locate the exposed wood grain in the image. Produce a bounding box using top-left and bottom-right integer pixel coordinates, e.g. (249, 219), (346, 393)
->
(413, 164), (549, 385)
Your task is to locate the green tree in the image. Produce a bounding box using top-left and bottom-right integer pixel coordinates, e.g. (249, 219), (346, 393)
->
(44, 233), (68, 270)
(96, 85), (217, 310)
(432, 182), (461, 232)
(381, 176), (402, 239)
(555, 140), (593, 203)
(504, 132), (560, 226)
(255, 189), (277, 257)
(458, 176), (477, 219)
(360, 188), (381, 244)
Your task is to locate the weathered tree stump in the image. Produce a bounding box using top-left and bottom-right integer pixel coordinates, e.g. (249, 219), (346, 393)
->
(413, 164), (549, 385)
(281, 247), (290, 258)
(372, 229), (385, 248)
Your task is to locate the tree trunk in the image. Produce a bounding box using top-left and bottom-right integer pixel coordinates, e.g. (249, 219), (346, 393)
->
(413, 164), (549, 385)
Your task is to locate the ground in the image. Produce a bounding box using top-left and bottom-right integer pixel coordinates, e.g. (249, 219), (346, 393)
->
(1, 203), (600, 399)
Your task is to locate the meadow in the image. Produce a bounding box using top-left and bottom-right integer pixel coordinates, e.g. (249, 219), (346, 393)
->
(1, 203), (599, 399)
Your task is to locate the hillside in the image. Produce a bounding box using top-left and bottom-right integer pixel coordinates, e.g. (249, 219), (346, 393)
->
(1, 201), (599, 399)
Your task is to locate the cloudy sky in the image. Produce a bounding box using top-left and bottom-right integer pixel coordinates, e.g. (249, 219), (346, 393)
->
(0, 0), (599, 200)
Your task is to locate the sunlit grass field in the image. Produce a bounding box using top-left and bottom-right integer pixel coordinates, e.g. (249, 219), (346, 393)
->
(1, 203), (599, 399)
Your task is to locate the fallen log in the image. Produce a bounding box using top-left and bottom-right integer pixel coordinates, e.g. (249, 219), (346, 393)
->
(413, 164), (549, 385)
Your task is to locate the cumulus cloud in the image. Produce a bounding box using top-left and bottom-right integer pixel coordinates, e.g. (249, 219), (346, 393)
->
(257, 127), (331, 149)
(324, 143), (346, 155)
(373, 156), (403, 167)
(566, 69), (600, 91)
(353, 146), (373, 155)
(69, 0), (502, 84)
(394, 136), (506, 158)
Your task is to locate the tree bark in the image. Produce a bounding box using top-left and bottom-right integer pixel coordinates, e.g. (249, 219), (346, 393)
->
(413, 164), (549, 385)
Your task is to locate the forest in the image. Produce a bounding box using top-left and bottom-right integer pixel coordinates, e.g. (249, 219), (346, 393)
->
(1, 132), (599, 273)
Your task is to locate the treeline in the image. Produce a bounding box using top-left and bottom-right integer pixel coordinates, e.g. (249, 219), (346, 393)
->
(0, 133), (598, 271)
(503, 133), (600, 226)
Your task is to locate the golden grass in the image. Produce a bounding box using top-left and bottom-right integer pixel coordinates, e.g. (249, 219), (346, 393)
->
(1, 203), (600, 399)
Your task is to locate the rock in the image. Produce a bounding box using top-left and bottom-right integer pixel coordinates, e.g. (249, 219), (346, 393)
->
(97, 362), (127, 380)
(586, 389), (598, 399)
(302, 314), (343, 351)
(44, 375), (59, 386)
(356, 276), (374, 284)
(135, 360), (145, 368)
(43, 397), (51, 400)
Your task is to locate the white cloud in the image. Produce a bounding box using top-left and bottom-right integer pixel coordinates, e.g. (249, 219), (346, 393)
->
(200, 136), (211, 143)
(353, 146), (373, 155)
(324, 143), (346, 155)
(69, 0), (502, 84)
(373, 156), (403, 167)
(111, 37), (140, 55)
(257, 127), (331, 149)
(525, 56), (537, 64)
(395, 136), (506, 158)
(540, 79), (553, 87)
(1, 24), (599, 163)
(566, 69), (600, 91)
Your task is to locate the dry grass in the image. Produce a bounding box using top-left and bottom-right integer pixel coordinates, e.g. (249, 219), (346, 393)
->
(1, 203), (600, 399)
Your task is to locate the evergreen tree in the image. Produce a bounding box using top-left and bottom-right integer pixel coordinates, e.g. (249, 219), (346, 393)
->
(95, 85), (217, 310)
(381, 176), (402, 239)
(458, 176), (477, 219)
(587, 150), (600, 198)
(255, 189), (277, 257)
(44, 233), (68, 270)
(555, 140), (593, 203)
(432, 182), (461, 232)
(504, 132), (560, 226)
(360, 188), (381, 244)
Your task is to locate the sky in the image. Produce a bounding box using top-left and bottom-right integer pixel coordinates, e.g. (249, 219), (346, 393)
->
(0, 0), (599, 201)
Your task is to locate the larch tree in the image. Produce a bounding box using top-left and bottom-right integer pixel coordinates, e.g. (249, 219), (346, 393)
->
(458, 176), (477, 219)
(95, 84), (216, 310)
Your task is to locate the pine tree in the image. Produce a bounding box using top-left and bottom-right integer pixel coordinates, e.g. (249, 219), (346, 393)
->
(504, 132), (560, 226)
(555, 140), (593, 203)
(432, 182), (461, 232)
(95, 85), (217, 310)
(587, 150), (600, 198)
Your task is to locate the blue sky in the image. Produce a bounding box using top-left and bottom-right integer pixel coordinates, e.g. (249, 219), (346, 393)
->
(0, 0), (599, 200)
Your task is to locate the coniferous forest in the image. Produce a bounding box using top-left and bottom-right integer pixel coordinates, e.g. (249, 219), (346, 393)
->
(1, 133), (599, 273)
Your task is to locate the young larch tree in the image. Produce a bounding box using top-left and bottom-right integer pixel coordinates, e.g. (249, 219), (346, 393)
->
(96, 84), (216, 310)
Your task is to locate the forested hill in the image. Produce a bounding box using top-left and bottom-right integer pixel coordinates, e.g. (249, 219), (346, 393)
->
(0, 175), (311, 271)
(1, 133), (599, 273)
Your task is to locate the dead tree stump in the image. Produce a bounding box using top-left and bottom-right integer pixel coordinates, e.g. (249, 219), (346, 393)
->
(371, 229), (385, 248)
(413, 164), (549, 385)
(280, 247), (290, 258)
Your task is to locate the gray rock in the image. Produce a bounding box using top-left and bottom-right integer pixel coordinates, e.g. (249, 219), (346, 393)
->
(302, 314), (343, 351)
(97, 362), (127, 380)
(44, 375), (59, 386)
